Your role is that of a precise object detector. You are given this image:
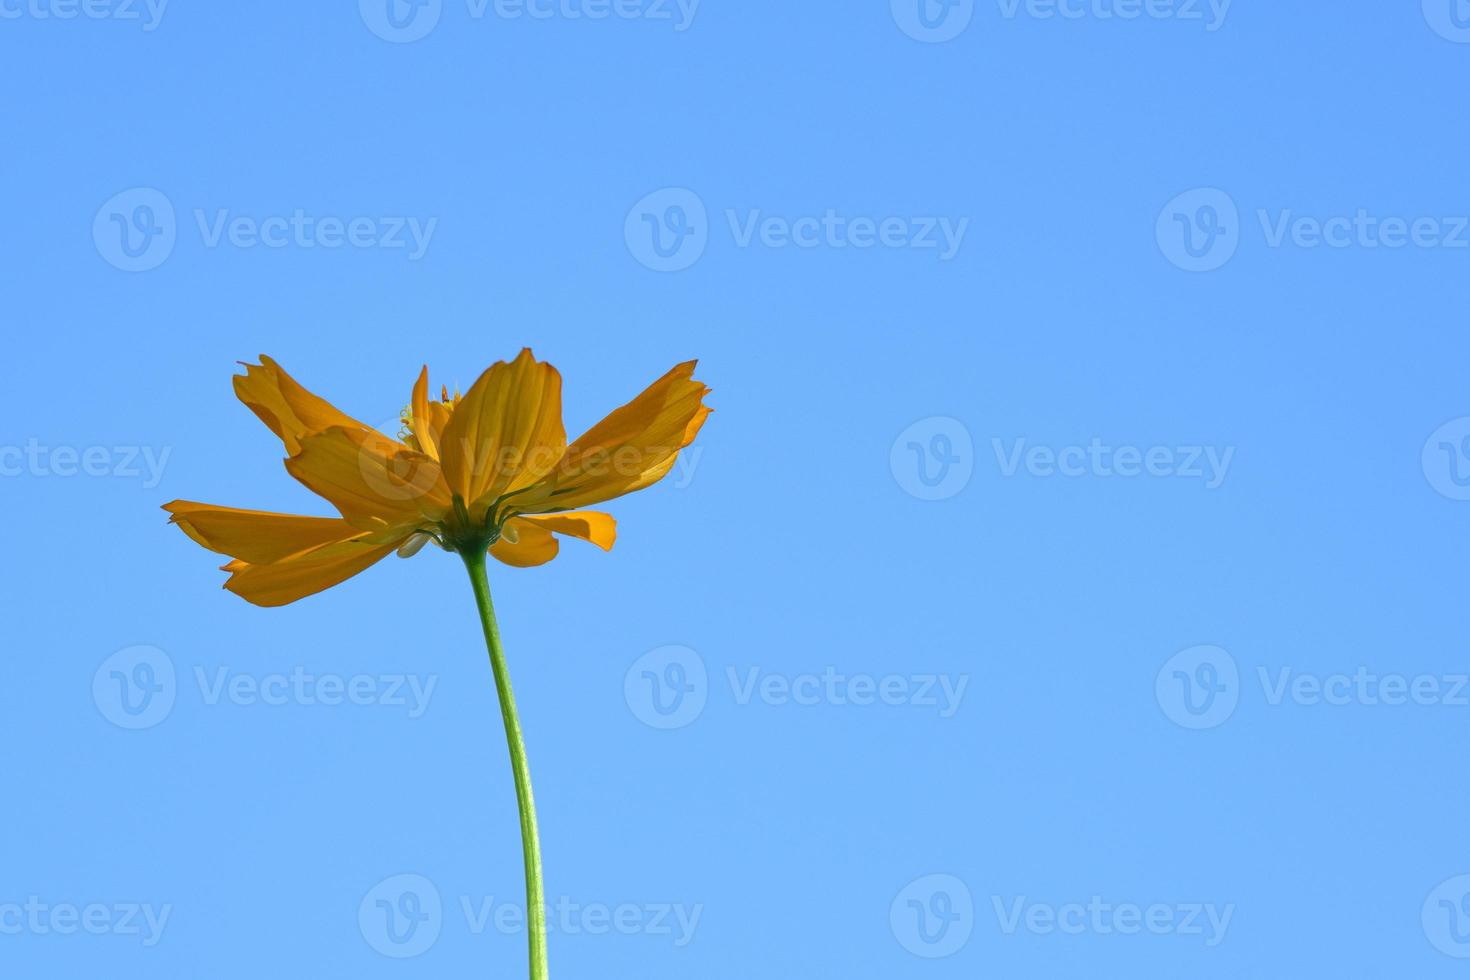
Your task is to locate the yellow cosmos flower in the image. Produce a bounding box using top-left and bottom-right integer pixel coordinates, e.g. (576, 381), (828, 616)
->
(163, 349), (712, 606)
(165, 348), (710, 980)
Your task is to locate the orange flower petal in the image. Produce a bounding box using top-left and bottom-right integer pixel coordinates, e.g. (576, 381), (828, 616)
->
(518, 511), (617, 551)
(439, 349), (566, 521)
(163, 500), (357, 564)
(488, 519), (560, 567)
(487, 511), (617, 568)
(517, 360), (710, 512)
(233, 356), (390, 456)
(408, 366), (440, 460)
(284, 426), (449, 531)
(223, 534), (400, 607)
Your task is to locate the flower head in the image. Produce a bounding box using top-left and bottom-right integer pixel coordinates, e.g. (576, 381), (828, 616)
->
(165, 350), (711, 606)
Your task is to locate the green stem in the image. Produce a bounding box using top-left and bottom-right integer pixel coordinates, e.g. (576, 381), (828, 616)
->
(462, 547), (549, 980)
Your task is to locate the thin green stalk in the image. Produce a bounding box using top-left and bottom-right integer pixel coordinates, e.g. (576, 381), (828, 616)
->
(462, 547), (548, 980)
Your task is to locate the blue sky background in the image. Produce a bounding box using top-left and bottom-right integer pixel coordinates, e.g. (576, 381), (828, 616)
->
(4, 1), (1470, 977)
